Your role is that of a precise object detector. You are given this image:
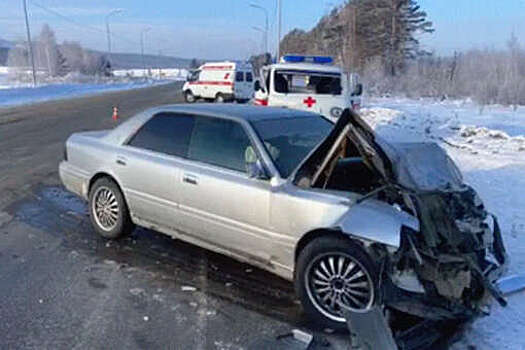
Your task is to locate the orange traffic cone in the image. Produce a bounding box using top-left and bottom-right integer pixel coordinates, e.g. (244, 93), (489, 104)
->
(112, 106), (119, 121)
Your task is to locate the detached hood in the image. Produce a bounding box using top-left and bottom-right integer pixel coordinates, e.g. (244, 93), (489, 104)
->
(293, 109), (465, 193)
(292, 108), (392, 187)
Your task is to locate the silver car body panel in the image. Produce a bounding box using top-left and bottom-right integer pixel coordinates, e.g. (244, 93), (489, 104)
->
(59, 104), (418, 281)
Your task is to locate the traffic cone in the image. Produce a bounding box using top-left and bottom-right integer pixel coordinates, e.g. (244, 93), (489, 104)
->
(112, 106), (119, 121)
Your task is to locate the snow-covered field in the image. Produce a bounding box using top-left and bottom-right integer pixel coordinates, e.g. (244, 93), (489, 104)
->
(362, 98), (525, 350)
(0, 66), (184, 108)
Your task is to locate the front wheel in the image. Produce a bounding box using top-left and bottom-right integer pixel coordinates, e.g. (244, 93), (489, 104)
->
(89, 177), (135, 239)
(295, 236), (377, 330)
(184, 90), (196, 103)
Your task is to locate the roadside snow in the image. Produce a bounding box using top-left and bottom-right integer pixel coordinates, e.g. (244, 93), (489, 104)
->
(0, 79), (173, 108)
(0, 66), (185, 108)
(361, 97), (525, 349)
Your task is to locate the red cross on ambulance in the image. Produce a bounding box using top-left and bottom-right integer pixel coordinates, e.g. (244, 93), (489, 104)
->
(303, 96), (316, 108)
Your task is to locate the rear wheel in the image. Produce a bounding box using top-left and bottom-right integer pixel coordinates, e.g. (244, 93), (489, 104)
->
(295, 236), (377, 330)
(89, 177), (135, 239)
(215, 93), (225, 103)
(185, 90), (196, 103)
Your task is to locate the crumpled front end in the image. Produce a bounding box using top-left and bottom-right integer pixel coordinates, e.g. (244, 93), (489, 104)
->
(380, 185), (508, 321)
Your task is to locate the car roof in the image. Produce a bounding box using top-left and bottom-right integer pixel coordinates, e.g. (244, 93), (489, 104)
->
(146, 103), (321, 122)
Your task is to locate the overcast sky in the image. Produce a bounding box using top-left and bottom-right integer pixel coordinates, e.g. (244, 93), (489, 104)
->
(2, 0), (525, 59)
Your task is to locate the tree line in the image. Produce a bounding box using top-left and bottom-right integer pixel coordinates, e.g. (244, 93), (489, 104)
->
(8, 24), (111, 79)
(280, 0), (524, 108)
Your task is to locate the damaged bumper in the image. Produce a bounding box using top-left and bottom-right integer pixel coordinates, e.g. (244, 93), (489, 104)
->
(383, 213), (508, 321)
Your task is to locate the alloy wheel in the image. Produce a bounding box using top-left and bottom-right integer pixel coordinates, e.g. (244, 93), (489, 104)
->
(305, 252), (374, 322)
(92, 186), (120, 231)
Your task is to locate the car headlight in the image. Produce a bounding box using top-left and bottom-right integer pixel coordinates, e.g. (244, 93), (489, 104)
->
(330, 107), (343, 118)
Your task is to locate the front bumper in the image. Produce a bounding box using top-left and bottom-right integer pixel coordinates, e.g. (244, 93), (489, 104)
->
(385, 215), (508, 321)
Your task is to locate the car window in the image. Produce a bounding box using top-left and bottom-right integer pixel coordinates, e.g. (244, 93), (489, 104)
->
(246, 72), (253, 82)
(252, 116), (332, 177)
(188, 117), (252, 173)
(127, 113), (194, 157)
(274, 70), (342, 95)
(235, 71), (244, 82)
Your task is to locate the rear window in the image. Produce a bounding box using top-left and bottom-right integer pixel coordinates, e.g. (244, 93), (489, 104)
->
(127, 113), (194, 157)
(274, 70), (342, 95)
(188, 116), (252, 173)
(235, 71), (244, 82)
(246, 72), (253, 82)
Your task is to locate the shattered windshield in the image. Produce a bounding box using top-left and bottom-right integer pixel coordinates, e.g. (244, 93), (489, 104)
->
(252, 116), (332, 177)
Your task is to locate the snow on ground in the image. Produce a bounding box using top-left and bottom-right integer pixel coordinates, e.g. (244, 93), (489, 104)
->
(362, 97), (525, 350)
(0, 66), (185, 108)
(113, 68), (188, 80)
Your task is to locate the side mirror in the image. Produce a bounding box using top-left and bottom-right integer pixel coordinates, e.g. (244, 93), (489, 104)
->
(248, 159), (269, 180)
(254, 80), (261, 91)
(352, 83), (363, 96)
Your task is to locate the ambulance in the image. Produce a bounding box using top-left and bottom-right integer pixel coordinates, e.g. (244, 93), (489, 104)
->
(183, 61), (255, 103)
(254, 55), (363, 121)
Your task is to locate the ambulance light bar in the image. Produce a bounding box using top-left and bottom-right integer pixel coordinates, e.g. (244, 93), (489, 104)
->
(281, 55), (333, 64)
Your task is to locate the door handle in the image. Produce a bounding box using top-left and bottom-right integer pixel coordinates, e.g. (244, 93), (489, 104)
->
(116, 156), (127, 166)
(183, 174), (198, 185)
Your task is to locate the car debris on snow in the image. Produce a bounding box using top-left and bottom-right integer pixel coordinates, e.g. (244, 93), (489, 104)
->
(129, 288), (145, 296)
(497, 274), (525, 296)
(181, 285), (197, 292)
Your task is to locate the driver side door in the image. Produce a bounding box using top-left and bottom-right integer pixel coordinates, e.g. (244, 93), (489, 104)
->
(177, 116), (274, 264)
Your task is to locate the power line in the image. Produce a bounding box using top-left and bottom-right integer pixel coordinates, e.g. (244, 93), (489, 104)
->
(28, 1), (140, 47)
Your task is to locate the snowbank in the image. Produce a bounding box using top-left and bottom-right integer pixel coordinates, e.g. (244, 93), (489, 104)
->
(113, 68), (188, 80)
(0, 79), (173, 108)
(362, 98), (525, 350)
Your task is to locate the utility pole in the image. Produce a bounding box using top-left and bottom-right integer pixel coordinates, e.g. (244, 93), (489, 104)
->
(141, 27), (151, 78)
(105, 9), (122, 70)
(250, 4), (268, 54)
(23, 0), (37, 86)
(277, 0), (282, 60)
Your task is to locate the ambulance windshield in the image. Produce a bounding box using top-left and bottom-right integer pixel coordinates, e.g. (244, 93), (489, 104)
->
(274, 70), (342, 95)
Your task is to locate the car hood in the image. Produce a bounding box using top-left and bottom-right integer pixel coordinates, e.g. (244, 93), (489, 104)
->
(292, 108), (464, 193)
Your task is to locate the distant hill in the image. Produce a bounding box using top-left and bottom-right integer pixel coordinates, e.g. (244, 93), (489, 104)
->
(90, 50), (193, 69)
(0, 36), (193, 68)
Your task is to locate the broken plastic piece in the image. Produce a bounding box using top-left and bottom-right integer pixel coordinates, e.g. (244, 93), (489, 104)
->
(497, 274), (525, 296)
(340, 306), (398, 350)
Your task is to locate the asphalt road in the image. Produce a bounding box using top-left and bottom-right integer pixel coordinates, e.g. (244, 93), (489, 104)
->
(0, 84), (348, 350)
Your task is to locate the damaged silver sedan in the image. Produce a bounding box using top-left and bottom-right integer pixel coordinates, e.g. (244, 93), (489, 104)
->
(59, 104), (508, 330)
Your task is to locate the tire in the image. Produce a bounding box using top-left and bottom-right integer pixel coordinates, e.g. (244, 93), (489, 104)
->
(88, 177), (135, 239)
(295, 236), (378, 330)
(215, 93), (225, 103)
(185, 90), (196, 103)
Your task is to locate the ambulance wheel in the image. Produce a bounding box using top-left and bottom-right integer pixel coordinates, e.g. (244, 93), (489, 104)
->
(185, 90), (196, 103)
(215, 93), (225, 103)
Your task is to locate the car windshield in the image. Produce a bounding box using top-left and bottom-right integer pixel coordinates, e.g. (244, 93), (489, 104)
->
(252, 116), (333, 178)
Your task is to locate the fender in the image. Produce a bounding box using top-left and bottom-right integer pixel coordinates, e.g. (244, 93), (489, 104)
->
(335, 199), (419, 248)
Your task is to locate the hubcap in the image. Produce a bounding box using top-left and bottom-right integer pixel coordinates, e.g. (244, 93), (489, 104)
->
(305, 253), (374, 322)
(92, 187), (119, 231)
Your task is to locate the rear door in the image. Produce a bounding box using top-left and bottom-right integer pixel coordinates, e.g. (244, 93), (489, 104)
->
(233, 71), (246, 100)
(117, 112), (194, 229)
(269, 69), (346, 116)
(177, 115), (273, 263)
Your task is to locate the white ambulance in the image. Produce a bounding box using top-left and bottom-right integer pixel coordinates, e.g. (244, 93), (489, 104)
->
(183, 61), (255, 103)
(254, 55), (363, 121)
